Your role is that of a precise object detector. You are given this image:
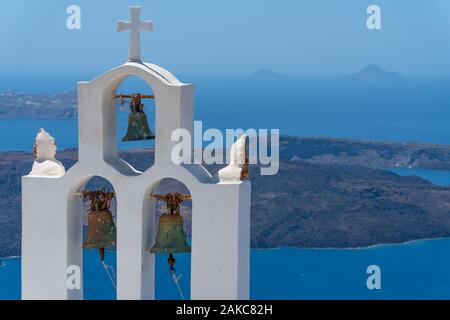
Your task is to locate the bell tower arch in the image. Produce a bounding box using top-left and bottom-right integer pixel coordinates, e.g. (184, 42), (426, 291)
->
(21, 6), (251, 300)
(77, 62), (194, 171)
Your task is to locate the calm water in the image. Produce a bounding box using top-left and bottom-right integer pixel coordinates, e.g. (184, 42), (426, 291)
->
(3, 75), (450, 299)
(0, 168), (450, 300)
(387, 168), (450, 186)
(3, 75), (450, 151)
(2, 238), (450, 300)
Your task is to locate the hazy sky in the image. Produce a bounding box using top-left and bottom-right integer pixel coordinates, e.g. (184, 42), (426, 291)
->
(1, 0), (450, 76)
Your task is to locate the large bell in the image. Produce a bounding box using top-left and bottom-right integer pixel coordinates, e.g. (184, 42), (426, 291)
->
(122, 95), (155, 141)
(80, 190), (116, 262)
(83, 210), (117, 251)
(150, 213), (190, 254)
(149, 193), (191, 254)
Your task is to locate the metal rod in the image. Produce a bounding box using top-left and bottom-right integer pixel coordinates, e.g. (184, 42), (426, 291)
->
(76, 191), (116, 197)
(113, 93), (155, 99)
(150, 193), (192, 201)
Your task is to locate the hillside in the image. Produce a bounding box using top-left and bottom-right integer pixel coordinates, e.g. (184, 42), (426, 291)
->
(281, 136), (450, 170)
(3, 136), (450, 257)
(0, 91), (77, 119)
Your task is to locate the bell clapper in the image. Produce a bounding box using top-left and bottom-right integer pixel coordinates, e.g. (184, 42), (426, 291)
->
(99, 247), (105, 262)
(168, 253), (176, 270)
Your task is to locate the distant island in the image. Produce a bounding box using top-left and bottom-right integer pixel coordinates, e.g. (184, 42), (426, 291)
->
(3, 136), (450, 257)
(253, 69), (288, 79)
(0, 91), (77, 119)
(339, 64), (404, 81)
(1, 66), (405, 120)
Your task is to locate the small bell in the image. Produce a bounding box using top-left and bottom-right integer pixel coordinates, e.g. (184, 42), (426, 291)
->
(81, 190), (117, 261)
(115, 93), (155, 142)
(149, 193), (191, 254)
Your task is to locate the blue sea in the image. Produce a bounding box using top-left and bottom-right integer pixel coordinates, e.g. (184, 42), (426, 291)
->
(2, 234), (450, 300)
(3, 74), (450, 299)
(1, 165), (450, 300)
(387, 168), (450, 186)
(3, 74), (450, 151)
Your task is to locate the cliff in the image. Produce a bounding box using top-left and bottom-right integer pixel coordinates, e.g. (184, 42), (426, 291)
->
(3, 136), (450, 257)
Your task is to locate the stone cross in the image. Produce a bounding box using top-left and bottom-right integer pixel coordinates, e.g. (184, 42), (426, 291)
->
(117, 6), (153, 62)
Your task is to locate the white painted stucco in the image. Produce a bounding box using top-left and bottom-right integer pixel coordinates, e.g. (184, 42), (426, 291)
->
(22, 61), (251, 300)
(29, 128), (65, 177)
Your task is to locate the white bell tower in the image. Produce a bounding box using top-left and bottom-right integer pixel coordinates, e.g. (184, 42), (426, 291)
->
(21, 6), (251, 300)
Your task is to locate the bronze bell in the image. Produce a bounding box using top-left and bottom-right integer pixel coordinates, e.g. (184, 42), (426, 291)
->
(81, 190), (117, 261)
(115, 93), (156, 142)
(149, 193), (191, 254)
(84, 210), (117, 248)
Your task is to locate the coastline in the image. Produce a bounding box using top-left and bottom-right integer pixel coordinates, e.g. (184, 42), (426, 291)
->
(0, 256), (20, 263)
(252, 236), (450, 252)
(3, 137), (450, 255)
(0, 116), (76, 120)
(2, 237), (449, 260)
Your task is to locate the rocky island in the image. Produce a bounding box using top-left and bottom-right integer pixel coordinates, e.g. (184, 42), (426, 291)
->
(338, 64), (404, 81)
(2, 136), (450, 257)
(253, 69), (288, 79)
(0, 91), (77, 119)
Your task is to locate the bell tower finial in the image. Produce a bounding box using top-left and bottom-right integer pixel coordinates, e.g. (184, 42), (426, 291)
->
(117, 6), (153, 62)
